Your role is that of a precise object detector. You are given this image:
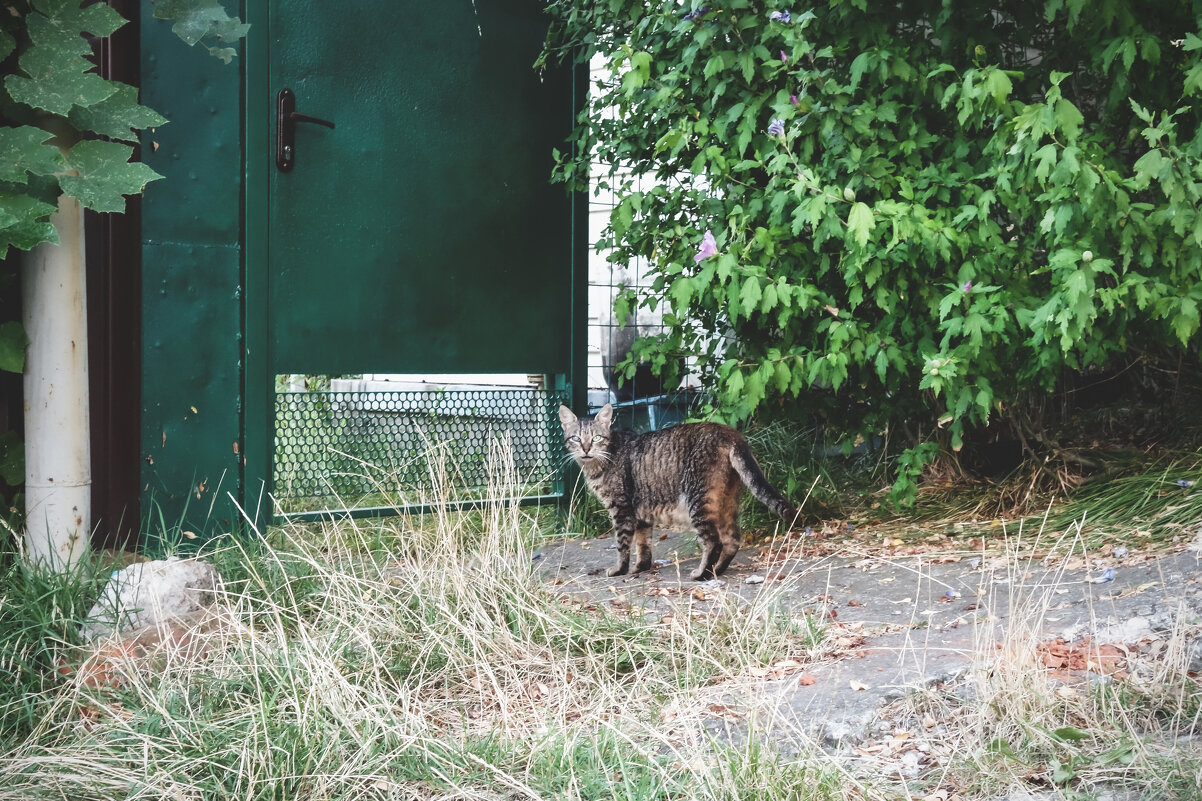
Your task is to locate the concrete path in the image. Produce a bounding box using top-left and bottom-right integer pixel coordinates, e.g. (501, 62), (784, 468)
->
(535, 528), (1202, 750)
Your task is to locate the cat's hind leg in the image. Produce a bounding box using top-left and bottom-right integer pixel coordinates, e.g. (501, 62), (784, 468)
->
(710, 520), (741, 576)
(706, 496), (741, 577)
(632, 521), (654, 573)
(689, 520), (721, 581)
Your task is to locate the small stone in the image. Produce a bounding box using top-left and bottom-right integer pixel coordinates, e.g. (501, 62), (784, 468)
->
(745, 575), (765, 585)
(81, 557), (222, 643)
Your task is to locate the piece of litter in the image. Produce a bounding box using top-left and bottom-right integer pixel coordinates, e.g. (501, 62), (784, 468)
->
(745, 575), (765, 585)
(654, 559), (672, 566)
(1177, 479), (1195, 488)
(968, 558), (982, 568)
(604, 544), (617, 550)
(1113, 546), (1129, 559)
(1090, 567), (1116, 584)
(699, 579), (726, 590)
(531, 553), (544, 561)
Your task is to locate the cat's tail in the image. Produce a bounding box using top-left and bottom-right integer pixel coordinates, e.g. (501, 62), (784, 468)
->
(729, 438), (801, 525)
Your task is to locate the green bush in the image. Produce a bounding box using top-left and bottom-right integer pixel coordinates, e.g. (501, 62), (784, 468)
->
(542, 0), (1202, 503)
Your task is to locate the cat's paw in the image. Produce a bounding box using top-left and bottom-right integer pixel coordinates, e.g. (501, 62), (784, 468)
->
(689, 566), (713, 581)
(607, 563), (630, 577)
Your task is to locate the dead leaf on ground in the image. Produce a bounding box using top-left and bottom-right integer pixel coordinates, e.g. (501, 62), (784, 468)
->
(707, 703), (741, 721)
(798, 673), (818, 686)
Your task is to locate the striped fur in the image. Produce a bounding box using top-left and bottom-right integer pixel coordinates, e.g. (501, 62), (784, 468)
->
(559, 403), (799, 581)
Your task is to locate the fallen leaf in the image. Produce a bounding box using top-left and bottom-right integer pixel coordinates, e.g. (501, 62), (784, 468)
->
(847, 599), (865, 607)
(798, 673), (817, 686)
(850, 679), (870, 691)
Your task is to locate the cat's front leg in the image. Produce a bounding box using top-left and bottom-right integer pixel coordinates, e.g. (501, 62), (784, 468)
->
(607, 524), (632, 577)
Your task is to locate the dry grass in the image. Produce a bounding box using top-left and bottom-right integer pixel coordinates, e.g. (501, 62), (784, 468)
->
(1, 440), (1199, 800)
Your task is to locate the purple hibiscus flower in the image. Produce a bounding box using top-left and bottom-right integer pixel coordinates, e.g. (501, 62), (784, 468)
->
(767, 118), (785, 137)
(694, 229), (718, 263)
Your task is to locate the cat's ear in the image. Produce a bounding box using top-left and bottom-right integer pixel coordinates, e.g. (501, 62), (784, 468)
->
(557, 404), (578, 432)
(594, 403), (614, 430)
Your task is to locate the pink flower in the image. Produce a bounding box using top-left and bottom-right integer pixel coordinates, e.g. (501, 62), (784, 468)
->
(694, 229), (718, 263)
(780, 50), (788, 63)
(790, 93), (799, 105)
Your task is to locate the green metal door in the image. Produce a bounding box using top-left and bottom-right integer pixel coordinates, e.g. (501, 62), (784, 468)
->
(245, 1), (585, 519)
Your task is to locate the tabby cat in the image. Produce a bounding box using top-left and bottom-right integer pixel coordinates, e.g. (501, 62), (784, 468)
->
(558, 403), (799, 580)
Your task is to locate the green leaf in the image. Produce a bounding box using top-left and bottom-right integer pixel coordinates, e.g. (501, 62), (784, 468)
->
(1050, 759), (1075, 785)
(1054, 98), (1084, 140)
(0, 191), (60, 257)
(668, 276), (694, 312)
(740, 276), (762, 319)
(6, 42), (120, 115)
(0, 29), (15, 62)
(59, 140), (163, 213)
(984, 69), (1012, 105)
(987, 737), (1022, 761)
(0, 127), (63, 184)
(67, 85), (167, 143)
(1051, 726), (1089, 742)
(31, 0), (125, 42)
(1172, 297), (1199, 344)
(849, 51), (871, 91)
(154, 0), (250, 54)
(0, 321), (28, 373)
(206, 46), (238, 65)
(846, 202), (875, 248)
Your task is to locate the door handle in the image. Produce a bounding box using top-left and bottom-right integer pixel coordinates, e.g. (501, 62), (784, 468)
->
(276, 88), (335, 172)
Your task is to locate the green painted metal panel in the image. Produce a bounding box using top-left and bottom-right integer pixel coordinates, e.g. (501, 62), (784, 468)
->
(139, 10), (244, 539)
(266, 1), (576, 375)
(140, 242), (243, 536)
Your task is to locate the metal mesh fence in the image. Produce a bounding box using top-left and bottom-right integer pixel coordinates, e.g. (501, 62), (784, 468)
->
(273, 387), (569, 514)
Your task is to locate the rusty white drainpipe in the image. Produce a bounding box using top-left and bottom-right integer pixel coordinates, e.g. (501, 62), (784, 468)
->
(22, 192), (91, 571)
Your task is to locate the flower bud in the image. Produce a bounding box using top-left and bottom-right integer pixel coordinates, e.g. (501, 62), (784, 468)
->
(843, 186), (855, 202)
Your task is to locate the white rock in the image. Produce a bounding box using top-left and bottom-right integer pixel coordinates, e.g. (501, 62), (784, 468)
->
(81, 557), (222, 643)
(745, 575), (765, 585)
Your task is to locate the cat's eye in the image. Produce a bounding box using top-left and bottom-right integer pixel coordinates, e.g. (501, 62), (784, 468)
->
(568, 436), (581, 443)
(592, 435), (603, 443)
